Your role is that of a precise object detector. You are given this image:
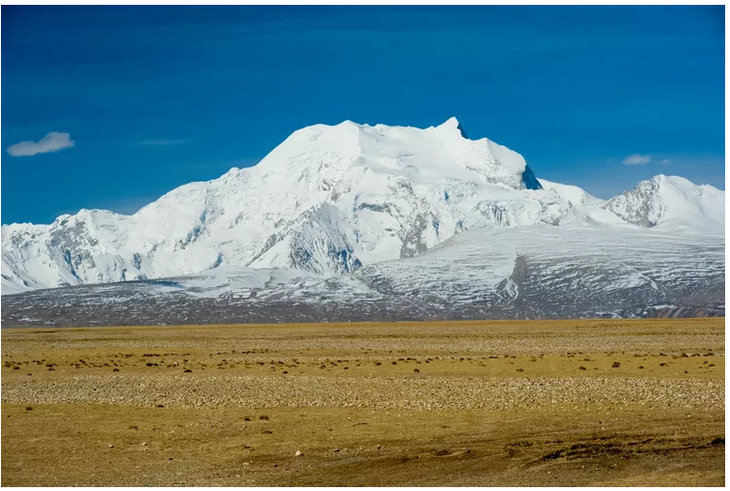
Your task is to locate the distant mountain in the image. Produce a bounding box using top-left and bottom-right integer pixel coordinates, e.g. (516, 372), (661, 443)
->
(1, 118), (724, 324)
(602, 174), (725, 231)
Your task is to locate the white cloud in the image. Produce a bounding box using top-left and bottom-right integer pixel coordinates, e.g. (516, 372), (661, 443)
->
(7, 132), (74, 157)
(622, 154), (652, 166)
(658, 159), (671, 164)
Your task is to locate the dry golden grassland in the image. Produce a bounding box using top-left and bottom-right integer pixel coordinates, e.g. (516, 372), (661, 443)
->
(1, 318), (725, 486)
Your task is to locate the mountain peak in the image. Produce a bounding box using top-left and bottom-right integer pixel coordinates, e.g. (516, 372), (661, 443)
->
(603, 174), (724, 231)
(438, 116), (468, 138)
(439, 116), (461, 129)
(648, 174), (675, 186)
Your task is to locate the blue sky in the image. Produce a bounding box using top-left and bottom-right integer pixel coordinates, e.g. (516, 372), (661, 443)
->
(2, 5), (725, 225)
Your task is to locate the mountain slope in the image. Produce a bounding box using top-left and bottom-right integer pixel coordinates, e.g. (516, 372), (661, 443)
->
(356, 223), (724, 318)
(2, 223), (723, 326)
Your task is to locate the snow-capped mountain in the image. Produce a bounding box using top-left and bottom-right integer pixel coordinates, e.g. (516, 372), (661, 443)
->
(602, 174), (725, 232)
(1, 118), (725, 306)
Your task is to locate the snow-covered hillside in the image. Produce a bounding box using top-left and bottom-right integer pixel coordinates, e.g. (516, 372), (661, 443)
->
(1, 118), (725, 296)
(2, 223), (723, 326)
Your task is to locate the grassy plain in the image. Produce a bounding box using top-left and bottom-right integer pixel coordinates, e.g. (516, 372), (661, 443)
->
(1, 318), (725, 486)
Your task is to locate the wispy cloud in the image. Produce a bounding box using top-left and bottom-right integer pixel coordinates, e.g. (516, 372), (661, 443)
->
(7, 132), (74, 157)
(621, 154), (672, 166)
(622, 154), (652, 166)
(136, 139), (191, 146)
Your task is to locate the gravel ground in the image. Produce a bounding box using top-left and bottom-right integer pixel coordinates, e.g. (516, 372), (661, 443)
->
(2, 373), (723, 411)
(2, 320), (725, 487)
(1, 327), (723, 356)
